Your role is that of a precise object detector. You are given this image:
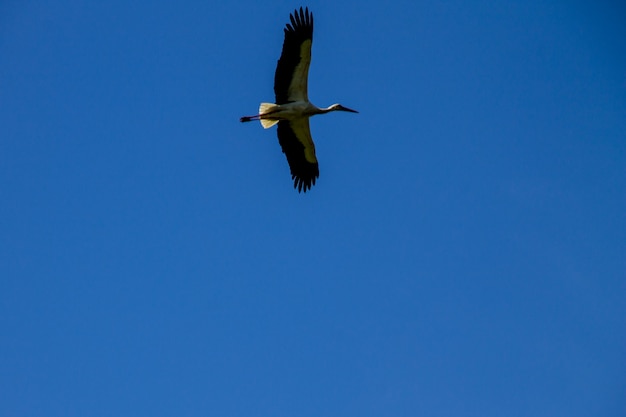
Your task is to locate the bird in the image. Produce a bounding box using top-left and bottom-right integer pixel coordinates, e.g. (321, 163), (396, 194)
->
(240, 7), (358, 193)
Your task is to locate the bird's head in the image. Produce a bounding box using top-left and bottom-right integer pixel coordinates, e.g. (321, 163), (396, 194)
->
(330, 103), (358, 113)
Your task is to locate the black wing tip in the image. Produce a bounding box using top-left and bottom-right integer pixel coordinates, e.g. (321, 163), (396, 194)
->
(286, 6), (312, 33)
(292, 174), (318, 193)
(292, 6), (310, 21)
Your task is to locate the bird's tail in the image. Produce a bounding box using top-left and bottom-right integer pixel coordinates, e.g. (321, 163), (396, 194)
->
(259, 103), (279, 129)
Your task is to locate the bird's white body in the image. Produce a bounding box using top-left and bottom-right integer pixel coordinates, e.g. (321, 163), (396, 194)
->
(257, 101), (331, 129)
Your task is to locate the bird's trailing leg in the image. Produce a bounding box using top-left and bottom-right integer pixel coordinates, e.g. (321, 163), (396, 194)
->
(240, 114), (260, 123)
(240, 103), (281, 128)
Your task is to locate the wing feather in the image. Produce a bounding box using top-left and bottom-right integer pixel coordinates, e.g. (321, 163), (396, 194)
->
(276, 119), (319, 192)
(274, 7), (313, 104)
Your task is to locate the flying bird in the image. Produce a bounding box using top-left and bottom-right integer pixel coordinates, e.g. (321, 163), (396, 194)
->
(240, 7), (358, 193)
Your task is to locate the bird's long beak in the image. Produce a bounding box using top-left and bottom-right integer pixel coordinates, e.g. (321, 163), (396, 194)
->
(337, 105), (358, 113)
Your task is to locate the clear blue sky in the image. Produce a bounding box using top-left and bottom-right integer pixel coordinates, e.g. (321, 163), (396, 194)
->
(1, 1), (625, 416)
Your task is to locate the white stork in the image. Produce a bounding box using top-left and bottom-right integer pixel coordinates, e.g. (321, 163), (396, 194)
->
(240, 7), (358, 193)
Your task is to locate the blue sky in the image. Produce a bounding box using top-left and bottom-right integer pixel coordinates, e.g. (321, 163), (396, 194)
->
(1, 1), (625, 416)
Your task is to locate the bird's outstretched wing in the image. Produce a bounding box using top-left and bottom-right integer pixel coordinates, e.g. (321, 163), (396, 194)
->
(277, 119), (319, 192)
(274, 7), (313, 104)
